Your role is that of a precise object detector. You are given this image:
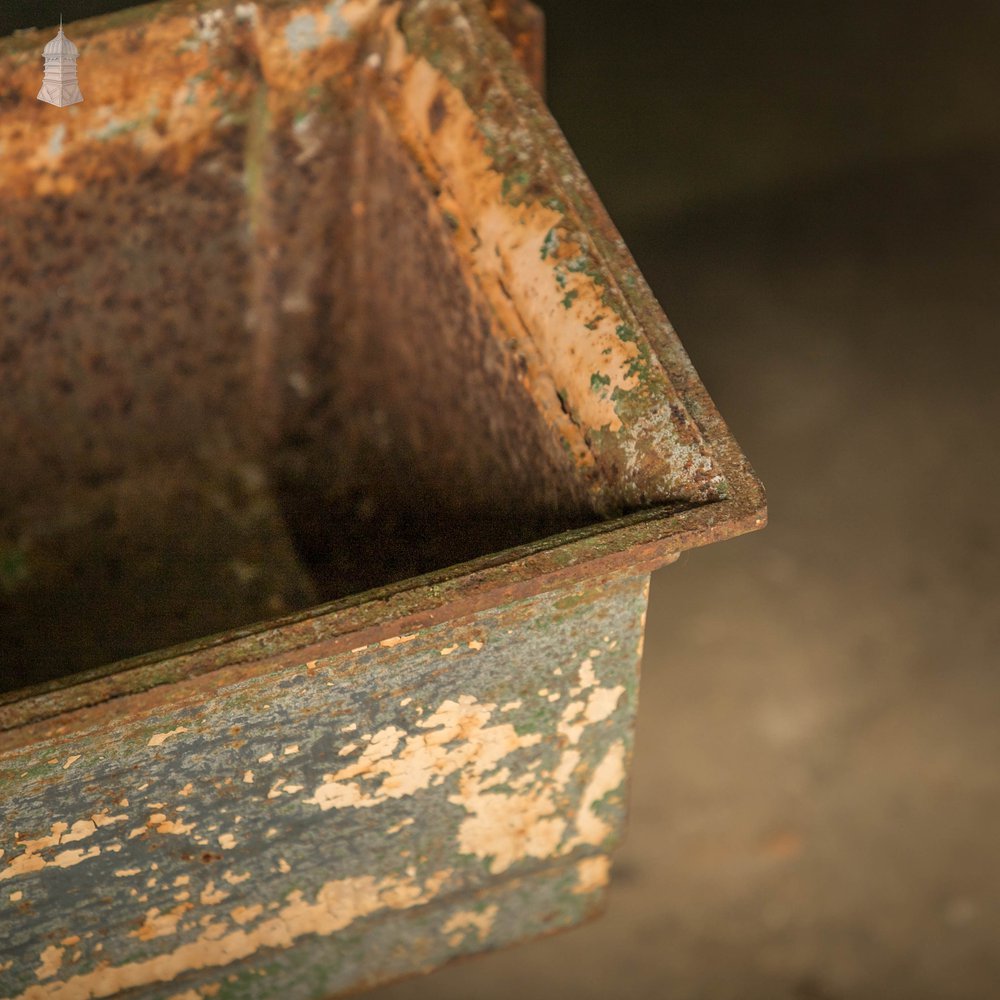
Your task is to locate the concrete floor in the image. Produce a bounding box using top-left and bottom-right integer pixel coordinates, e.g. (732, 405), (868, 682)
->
(371, 6), (1000, 999)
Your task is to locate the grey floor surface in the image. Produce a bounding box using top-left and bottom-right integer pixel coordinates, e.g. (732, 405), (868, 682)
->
(369, 46), (1000, 1000)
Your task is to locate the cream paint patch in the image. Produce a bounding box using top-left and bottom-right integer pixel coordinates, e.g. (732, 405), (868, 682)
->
(12, 869), (450, 1000)
(449, 653), (629, 872)
(451, 776), (566, 874)
(35, 946), (63, 981)
(60, 820), (96, 844)
(297, 645), (629, 874)
(380, 633), (417, 648)
(230, 904), (263, 925)
(568, 741), (627, 848)
(559, 655), (625, 745)
(147, 815), (197, 837)
(0, 814), (126, 883)
(132, 903), (194, 941)
(147, 728), (189, 747)
(305, 697), (541, 813)
(573, 854), (612, 895)
(440, 904), (499, 947)
(200, 881), (229, 906)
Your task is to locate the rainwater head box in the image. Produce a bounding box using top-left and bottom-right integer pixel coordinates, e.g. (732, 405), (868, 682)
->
(0, 2), (764, 998)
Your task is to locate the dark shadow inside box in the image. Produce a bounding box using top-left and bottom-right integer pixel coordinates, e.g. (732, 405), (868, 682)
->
(0, 88), (605, 692)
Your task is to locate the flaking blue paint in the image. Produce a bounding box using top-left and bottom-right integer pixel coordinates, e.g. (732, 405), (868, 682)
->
(285, 3), (351, 51)
(285, 12), (320, 51)
(325, 1), (351, 39)
(48, 122), (66, 158)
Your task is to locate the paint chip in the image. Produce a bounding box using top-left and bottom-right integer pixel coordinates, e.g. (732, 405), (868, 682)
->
(35, 944), (64, 981)
(147, 727), (188, 747)
(574, 854), (611, 894)
(62, 754), (81, 769)
(380, 633), (417, 648)
(386, 818), (415, 835)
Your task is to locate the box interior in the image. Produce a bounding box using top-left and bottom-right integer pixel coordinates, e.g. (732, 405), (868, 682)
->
(0, 2), (731, 695)
(0, 20), (613, 691)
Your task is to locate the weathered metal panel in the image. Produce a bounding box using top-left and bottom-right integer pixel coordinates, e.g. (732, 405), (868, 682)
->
(1, 572), (647, 999)
(0, 0), (765, 995)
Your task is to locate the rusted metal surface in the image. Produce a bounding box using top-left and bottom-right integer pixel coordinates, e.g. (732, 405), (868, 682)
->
(486, 0), (545, 94)
(0, 0), (765, 995)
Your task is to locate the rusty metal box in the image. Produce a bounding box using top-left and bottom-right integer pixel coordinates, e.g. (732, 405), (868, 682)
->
(0, 2), (764, 997)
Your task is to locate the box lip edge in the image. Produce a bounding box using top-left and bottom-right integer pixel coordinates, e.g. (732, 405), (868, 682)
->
(0, 485), (763, 738)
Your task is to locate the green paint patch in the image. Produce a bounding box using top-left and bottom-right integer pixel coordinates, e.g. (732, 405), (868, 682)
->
(590, 373), (611, 395)
(561, 289), (578, 310)
(539, 227), (558, 260)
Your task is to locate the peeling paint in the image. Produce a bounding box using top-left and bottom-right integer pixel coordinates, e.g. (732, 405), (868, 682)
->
(34, 946), (63, 982)
(573, 854), (611, 895)
(148, 728), (188, 748)
(306, 697), (540, 813)
(571, 741), (627, 847)
(380, 634), (417, 648)
(441, 903), (498, 946)
(9, 869), (450, 1000)
(132, 903), (194, 941)
(284, 12), (320, 52)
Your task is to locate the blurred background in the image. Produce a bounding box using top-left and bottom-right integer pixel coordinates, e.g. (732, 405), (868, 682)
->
(4, 1), (999, 997)
(375, 2), (1000, 999)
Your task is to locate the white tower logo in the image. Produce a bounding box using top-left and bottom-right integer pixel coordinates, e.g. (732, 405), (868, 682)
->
(37, 16), (83, 108)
